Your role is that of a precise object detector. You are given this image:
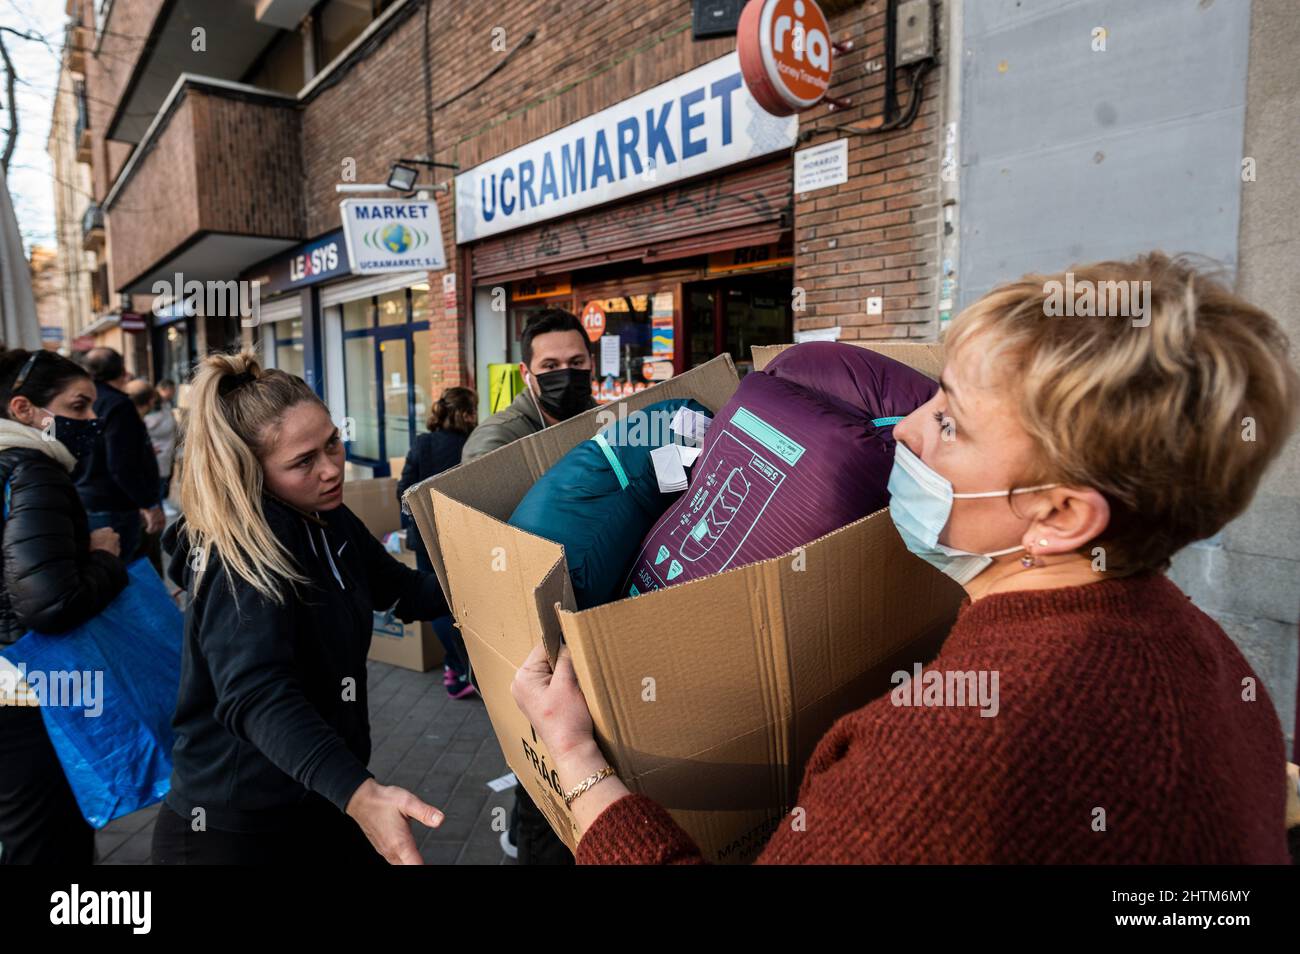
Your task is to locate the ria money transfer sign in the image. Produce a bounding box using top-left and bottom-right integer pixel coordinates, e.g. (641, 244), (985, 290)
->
(454, 52), (798, 243)
(340, 198), (447, 274)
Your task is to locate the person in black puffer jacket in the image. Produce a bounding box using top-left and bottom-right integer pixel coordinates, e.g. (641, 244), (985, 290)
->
(396, 386), (476, 698)
(149, 351), (450, 866)
(0, 348), (128, 865)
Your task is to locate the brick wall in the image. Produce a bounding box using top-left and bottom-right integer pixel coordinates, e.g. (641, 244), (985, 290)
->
(299, 0), (733, 235)
(105, 95), (201, 290)
(191, 93), (304, 237)
(795, 0), (942, 341)
(296, 0), (730, 390)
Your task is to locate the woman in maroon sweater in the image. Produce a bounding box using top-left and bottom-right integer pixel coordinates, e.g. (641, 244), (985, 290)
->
(513, 253), (1299, 864)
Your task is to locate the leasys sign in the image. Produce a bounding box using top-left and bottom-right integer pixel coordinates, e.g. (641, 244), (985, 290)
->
(738, 0), (833, 116)
(455, 52), (797, 243)
(340, 198), (447, 274)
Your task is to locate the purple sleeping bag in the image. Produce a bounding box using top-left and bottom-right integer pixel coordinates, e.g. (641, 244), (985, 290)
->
(624, 342), (937, 596)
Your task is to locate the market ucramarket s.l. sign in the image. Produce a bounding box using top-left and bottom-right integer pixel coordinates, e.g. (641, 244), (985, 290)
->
(738, 0), (834, 116)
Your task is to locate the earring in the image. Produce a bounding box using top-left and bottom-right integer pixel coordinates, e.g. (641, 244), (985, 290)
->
(1020, 552), (1036, 568)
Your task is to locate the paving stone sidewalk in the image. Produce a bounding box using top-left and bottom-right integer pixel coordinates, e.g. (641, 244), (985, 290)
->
(96, 660), (517, 865)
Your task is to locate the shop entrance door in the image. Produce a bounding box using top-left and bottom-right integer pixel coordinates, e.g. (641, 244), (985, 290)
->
(340, 285), (431, 475)
(376, 330), (413, 465)
(683, 271), (793, 376)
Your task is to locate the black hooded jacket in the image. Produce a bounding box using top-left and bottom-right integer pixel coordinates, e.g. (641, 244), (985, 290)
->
(161, 494), (448, 832)
(396, 428), (467, 553)
(73, 381), (161, 513)
(0, 434), (128, 646)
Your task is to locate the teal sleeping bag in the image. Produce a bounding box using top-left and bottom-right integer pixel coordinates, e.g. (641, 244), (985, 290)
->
(509, 398), (712, 609)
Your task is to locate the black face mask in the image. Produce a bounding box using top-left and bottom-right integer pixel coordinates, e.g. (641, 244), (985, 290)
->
(530, 367), (592, 421)
(43, 414), (101, 462)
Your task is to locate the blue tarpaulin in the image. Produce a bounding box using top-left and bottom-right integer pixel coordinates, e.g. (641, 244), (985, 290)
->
(0, 558), (182, 828)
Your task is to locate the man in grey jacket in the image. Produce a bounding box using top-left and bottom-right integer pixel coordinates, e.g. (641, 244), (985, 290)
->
(462, 308), (597, 461)
(461, 308), (596, 865)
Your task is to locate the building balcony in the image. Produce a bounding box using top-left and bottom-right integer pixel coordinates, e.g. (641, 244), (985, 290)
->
(104, 78), (304, 294)
(76, 126), (92, 164)
(81, 204), (105, 254)
(74, 82), (91, 163)
(66, 23), (89, 74)
(104, 0), (283, 144)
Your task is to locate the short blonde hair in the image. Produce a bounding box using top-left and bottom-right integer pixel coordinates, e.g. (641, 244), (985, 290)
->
(947, 252), (1298, 576)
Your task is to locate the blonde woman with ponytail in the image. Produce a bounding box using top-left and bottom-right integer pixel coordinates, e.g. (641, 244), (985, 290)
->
(150, 352), (449, 866)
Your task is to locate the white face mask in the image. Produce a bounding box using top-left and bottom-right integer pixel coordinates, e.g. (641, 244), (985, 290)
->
(887, 443), (1057, 585)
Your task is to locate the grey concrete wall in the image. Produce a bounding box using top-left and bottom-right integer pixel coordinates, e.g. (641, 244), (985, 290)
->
(957, 0), (1250, 307)
(1167, 0), (1300, 758)
(955, 0), (1298, 752)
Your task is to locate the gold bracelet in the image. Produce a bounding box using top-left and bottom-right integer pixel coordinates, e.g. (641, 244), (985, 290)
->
(563, 766), (616, 809)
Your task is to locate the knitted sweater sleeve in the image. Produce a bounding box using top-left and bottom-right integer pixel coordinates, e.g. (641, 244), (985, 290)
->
(575, 794), (707, 865)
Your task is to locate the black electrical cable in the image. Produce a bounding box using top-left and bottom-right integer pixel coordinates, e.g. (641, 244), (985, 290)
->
(422, 0), (434, 161)
(301, 0), (422, 103)
(794, 0), (937, 144)
(432, 29), (536, 113)
(796, 57), (932, 143)
(877, 58), (932, 132)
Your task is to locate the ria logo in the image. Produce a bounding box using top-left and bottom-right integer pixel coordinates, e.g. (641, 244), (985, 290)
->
(740, 0), (834, 115)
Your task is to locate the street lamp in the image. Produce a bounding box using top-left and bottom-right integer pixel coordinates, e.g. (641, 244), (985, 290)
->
(386, 157), (460, 193)
(386, 163), (420, 192)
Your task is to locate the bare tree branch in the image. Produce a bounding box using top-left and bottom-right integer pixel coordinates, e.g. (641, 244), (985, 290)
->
(0, 34), (16, 173)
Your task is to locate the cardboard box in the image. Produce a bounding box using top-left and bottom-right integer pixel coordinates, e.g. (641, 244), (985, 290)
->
(367, 614), (442, 672)
(366, 548), (445, 673)
(404, 344), (965, 862)
(344, 477), (402, 539)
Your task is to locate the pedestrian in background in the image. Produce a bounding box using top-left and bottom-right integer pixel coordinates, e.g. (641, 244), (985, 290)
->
(142, 378), (178, 505)
(396, 386), (477, 699)
(125, 379), (167, 575)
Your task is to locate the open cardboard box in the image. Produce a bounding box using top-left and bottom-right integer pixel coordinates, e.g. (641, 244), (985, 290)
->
(404, 342), (965, 862)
